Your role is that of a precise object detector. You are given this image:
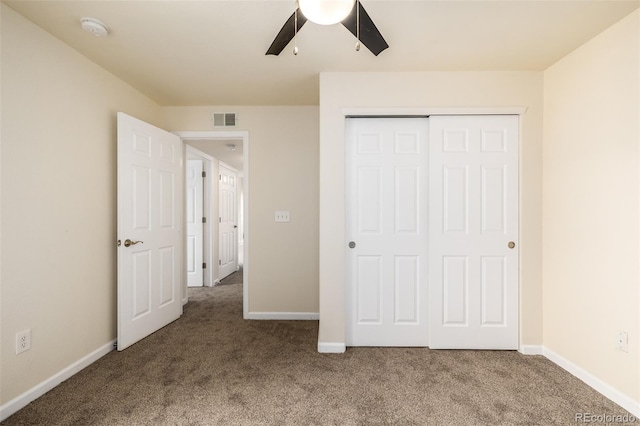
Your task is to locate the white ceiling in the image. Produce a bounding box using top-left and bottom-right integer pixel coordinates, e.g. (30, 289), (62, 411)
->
(5, 0), (639, 106)
(186, 139), (244, 172)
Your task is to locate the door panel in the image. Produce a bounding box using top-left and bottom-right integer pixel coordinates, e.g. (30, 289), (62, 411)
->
(428, 115), (518, 349)
(346, 118), (429, 346)
(117, 112), (183, 351)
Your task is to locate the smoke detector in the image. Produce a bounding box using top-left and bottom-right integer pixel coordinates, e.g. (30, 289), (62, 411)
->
(81, 18), (109, 37)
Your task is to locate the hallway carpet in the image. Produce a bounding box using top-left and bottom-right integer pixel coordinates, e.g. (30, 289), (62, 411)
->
(2, 270), (633, 425)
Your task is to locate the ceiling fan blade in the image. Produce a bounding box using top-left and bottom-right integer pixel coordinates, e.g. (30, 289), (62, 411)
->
(266, 9), (308, 56)
(342, 2), (389, 56)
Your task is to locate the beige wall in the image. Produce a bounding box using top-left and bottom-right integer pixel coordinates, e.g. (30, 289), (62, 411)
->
(163, 106), (320, 314)
(543, 10), (640, 403)
(318, 71), (544, 346)
(0, 5), (163, 404)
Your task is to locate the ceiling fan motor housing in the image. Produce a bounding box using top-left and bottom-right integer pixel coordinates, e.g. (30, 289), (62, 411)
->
(298, 0), (356, 25)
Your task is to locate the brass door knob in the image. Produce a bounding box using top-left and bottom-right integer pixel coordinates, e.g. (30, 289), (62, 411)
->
(508, 241), (516, 249)
(124, 239), (143, 248)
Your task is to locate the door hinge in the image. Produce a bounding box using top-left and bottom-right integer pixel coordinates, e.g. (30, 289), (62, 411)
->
(202, 217), (207, 223)
(219, 259), (222, 265)
(219, 174), (222, 181)
(219, 217), (222, 223)
(203, 263), (207, 269)
(202, 171), (206, 178)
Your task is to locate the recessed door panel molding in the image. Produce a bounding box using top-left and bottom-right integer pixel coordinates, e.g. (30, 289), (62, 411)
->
(443, 166), (468, 234)
(394, 256), (419, 324)
(443, 129), (469, 153)
(429, 114), (519, 350)
(132, 166), (150, 231)
(394, 132), (419, 154)
(346, 118), (429, 346)
(159, 246), (175, 307)
(133, 132), (151, 157)
(358, 133), (382, 154)
(481, 256), (507, 326)
(160, 171), (175, 229)
(481, 129), (507, 153)
(481, 166), (507, 234)
(358, 167), (382, 234)
(186, 187), (196, 223)
(159, 137), (175, 163)
(442, 256), (468, 326)
(132, 251), (151, 319)
(357, 256), (382, 324)
(395, 167), (419, 234)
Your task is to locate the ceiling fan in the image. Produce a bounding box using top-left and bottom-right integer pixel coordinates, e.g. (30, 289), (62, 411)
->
(266, 0), (389, 56)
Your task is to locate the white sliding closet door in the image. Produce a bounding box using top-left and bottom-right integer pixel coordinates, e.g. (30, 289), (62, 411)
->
(428, 115), (519, 349)
(346, 118), (429, 346)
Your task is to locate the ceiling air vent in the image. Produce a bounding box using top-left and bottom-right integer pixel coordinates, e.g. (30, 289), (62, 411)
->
(212, 112), (237, 128)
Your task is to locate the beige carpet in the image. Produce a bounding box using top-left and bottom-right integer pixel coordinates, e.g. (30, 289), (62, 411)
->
(2, 270), (632, 425)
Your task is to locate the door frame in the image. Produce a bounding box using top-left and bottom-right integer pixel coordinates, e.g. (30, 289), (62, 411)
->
(174, 130), (250, 319)
(340, 107), (526, 350)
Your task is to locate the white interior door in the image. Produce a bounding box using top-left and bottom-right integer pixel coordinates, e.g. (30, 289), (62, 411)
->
(428, 115), (519, 349)
(186, 160), (203, 287)
(346, 118), (429, 346)
(117, 112), (183, 351)
(219, 163), (238, 280)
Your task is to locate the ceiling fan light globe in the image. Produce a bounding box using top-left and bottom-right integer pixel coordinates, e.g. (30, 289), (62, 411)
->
(299, 0), (356, 25)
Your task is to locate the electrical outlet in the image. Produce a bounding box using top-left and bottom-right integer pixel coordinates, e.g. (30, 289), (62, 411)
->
(275, 211), (290, 223)
(16, 329), (31, 354)
(616, 331), (628, 352)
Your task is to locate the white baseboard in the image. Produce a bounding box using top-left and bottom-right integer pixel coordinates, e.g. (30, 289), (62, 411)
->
(0, 340), (115, 422)
(318, 342), (346, 353)
(541, 347), (640, 418)
(519, 344), (543, 355)
(245, 312), (319, 320)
